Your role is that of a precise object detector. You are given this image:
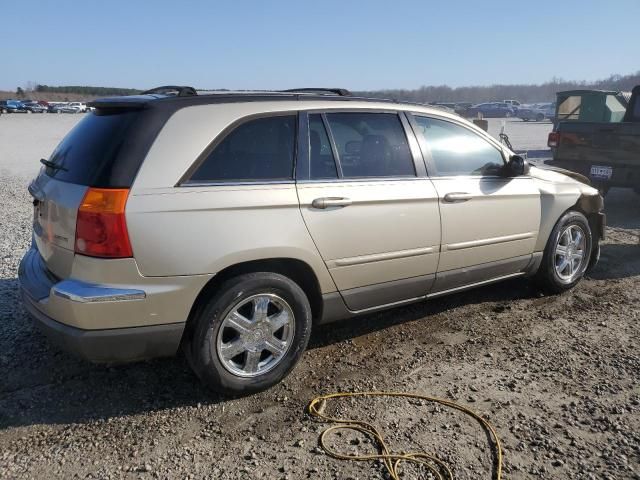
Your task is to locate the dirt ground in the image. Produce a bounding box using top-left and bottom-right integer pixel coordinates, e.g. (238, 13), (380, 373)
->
(0, 115), (638, 479)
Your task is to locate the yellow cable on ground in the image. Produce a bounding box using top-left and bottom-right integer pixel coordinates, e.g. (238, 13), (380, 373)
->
(308, 391), (502, 480)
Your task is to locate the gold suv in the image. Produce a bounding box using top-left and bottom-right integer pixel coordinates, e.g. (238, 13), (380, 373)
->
(19, 86), (605, 394)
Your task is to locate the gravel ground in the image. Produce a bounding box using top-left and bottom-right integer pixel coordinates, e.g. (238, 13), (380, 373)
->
(1, 114), (638, 479)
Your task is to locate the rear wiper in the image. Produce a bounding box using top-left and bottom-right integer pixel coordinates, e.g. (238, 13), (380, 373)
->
(40, 158), (67, 171)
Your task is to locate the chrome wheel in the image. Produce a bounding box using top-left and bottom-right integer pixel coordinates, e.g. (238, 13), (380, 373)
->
(215, 294), (295, 377)
(554, 225), (587, 283)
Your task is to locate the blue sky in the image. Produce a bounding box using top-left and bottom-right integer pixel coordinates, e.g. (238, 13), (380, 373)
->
(2, 0), (638, 91)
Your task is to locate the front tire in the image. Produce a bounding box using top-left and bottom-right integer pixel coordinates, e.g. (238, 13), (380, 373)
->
(535, 211), (593, 293)
(186, 272), (312, 395)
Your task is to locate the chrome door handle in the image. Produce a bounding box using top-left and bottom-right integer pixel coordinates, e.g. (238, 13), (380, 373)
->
(311, 197), (352, 209)
(443, 192), (472, 203)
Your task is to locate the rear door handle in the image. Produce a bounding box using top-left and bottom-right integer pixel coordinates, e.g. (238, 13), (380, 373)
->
(311, 197), (352, 209)
(443, 192), (472, 203)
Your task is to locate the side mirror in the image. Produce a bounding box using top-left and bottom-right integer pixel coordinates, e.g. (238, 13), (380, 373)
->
(505, 155), (530, 176)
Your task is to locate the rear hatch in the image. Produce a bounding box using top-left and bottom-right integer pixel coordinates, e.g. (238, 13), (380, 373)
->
(29, 108), (144, 278)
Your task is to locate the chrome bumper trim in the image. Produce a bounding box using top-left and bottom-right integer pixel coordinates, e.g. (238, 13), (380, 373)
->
(52, 280), (146, 303)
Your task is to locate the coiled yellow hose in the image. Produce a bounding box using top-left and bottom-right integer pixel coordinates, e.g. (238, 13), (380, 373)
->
(308, 391), (502, 480)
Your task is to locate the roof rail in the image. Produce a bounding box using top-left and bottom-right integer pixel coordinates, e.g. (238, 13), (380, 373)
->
(282, 88), (351, 97)
(141, 85), (198, 97)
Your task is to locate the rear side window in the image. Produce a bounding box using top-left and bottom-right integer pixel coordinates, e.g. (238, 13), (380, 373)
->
(45, 111), (140, 186)
(189, 115), (296, 183)
(413, 116), (504, 176)
(324, 112), (415, 178)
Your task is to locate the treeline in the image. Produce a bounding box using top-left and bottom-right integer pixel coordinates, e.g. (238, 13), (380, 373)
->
(26, 71), (640, 104)
(354, 72), (640, 104)
(34, 85), (141, 96)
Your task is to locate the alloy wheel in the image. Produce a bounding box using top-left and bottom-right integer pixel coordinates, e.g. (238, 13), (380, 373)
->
(215, 294), (295, 377)
(554, 225), (587, 283)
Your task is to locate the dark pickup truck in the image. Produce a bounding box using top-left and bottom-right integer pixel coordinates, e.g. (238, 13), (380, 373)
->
(547, 86), (640, 195)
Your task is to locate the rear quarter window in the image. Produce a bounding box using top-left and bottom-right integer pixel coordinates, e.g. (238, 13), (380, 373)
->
(44, 110), (140, 186)
(186, 115), (297, 184)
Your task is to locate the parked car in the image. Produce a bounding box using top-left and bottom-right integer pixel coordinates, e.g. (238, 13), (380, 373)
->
(547, 85), (640, 195)
(48, 102), (68, 113)
(61, 102), (87, 113)
(517, 103), (554, 122)
(429, 103), (455, 114)
(453, 102), (473, 115)
(22, 101), (47, 113)
(0, 99), (28, 113)
(503, 99), (522, 112)
(20, 86), (604, 394)
(465, 102), (516, 118)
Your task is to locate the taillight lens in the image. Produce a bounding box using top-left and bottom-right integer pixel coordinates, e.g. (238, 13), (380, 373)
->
(75, 188), (133, 258)
(548, 132), (560, 148)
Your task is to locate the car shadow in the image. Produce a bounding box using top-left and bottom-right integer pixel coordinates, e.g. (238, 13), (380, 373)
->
(588, 243), (640, 280)
(603, 188), (640, 230)
(0, 275), (537, 430)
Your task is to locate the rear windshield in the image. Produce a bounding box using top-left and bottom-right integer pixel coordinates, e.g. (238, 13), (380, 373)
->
(44, 110), (141, 186)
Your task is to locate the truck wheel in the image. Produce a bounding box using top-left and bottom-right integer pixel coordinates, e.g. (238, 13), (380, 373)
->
(536, 113), (544, 121)
(535, 211), (593, 293)
(186, 272), (312, 395)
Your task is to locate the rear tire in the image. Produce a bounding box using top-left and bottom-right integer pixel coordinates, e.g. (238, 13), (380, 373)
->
(186, 272), (312, 395)
(535, 211), (593, 293)
(536, 113), (544, 122)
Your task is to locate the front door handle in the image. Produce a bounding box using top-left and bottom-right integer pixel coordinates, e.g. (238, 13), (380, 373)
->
(311, 197), (352, 209)
(443, 192), (472, 203)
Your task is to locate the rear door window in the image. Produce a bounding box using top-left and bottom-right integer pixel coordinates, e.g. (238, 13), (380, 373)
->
(44, 111), (141, 186)
(188, 115), (297, 183)
(324, 112), (415, 178)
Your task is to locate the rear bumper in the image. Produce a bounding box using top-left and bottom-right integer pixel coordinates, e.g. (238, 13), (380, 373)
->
(546, 160), (640, 189)
(22, 290), (184, 363)
(18, 246), (197, 363)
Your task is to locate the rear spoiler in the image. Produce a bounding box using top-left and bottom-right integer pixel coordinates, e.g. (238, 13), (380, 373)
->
(87, 95), (151, 110)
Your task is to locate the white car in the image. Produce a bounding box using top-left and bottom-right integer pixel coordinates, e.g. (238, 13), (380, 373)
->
(61, 102), (87, 113)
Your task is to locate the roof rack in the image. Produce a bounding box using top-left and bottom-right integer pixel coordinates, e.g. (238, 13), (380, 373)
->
(281, 88), (351, 96)
(141, 85), (198, 97)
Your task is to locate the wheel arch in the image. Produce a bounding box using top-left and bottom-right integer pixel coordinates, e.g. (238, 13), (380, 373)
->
(181, 257), (325, 347)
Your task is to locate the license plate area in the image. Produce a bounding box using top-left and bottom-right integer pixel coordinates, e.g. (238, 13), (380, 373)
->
(589, 165), (613, 180)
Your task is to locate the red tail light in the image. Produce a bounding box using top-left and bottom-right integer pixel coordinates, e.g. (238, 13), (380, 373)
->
(75, 188), (133, 258)
(548, 132), (560, 148)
